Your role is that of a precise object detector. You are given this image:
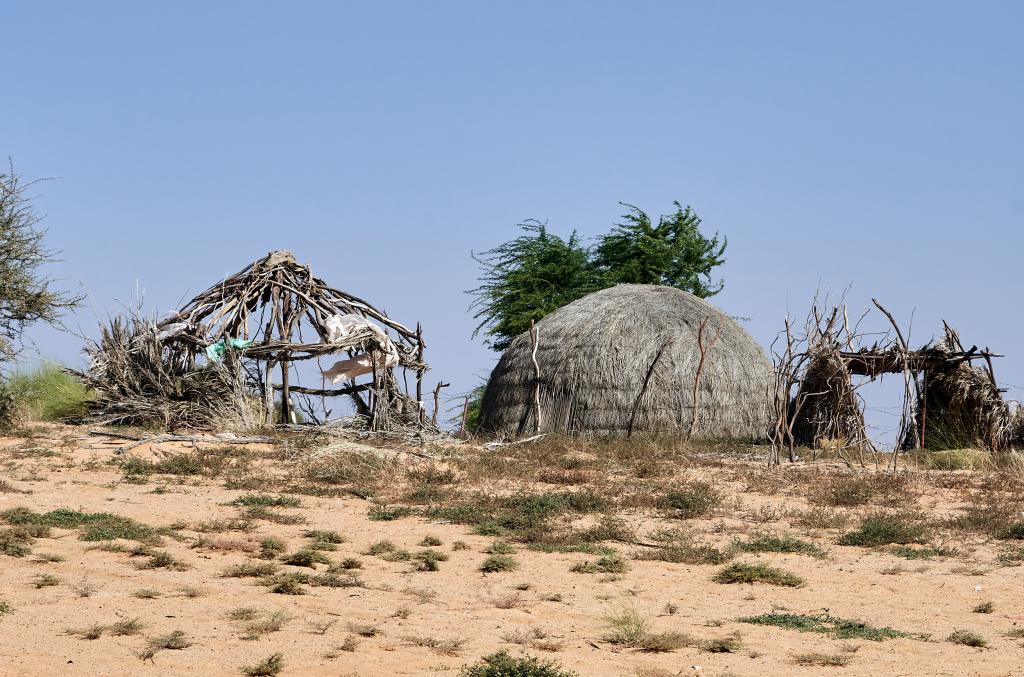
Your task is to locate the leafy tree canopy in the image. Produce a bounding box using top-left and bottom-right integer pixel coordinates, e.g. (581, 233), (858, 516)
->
(470, 202), (726, 350)
(0, 166), (82, 362)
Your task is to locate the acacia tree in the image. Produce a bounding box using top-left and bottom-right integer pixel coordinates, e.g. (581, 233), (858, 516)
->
(469, 220), (602, 351)
(593, 202), (726, 297)
(0, 166), (82, 362)
(470, 203), (726, 351)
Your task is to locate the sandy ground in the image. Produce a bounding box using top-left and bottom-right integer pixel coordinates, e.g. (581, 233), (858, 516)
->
(0, 427), (1022, 676)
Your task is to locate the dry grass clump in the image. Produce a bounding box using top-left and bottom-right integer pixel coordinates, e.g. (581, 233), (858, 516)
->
(403, 634), (466, 656)
(947, 629), (987, 647)
(241, 653), (284, 677)
(793, 652), (850, 666)
(461, 650), (578, 676)
(603, 608), (738, 653)
(713, 562), (804, 587)
(633, 528), (732, 565)
(570, 553), (629, 574)
(837, 512), (929, 547)
(805, 472), (915, 507)
(734, 532), (828, 559)
(480, 554), (519, 573)
(138, 629), (191, 660)
(657, 480), (723, 518)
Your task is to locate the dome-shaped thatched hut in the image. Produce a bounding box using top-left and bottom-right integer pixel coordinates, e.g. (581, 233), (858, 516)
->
(479, 284), (774, 439)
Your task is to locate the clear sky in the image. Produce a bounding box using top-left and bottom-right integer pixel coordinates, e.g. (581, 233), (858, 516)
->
(3, 2), (1022, 442)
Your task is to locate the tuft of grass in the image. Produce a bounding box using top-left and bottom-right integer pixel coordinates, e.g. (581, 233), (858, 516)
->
(366, 540), (397, 556)
(806, 472), (912, 507)
(231, 494), (302, 509)
(0, 600), (12, 616)
(280, 549), (330, 568)
(632, 527), (732, 565)
(132, 588), (162, 599)
(138, 630), (191, 660)
(659, 481), (723, 519)
(837, 512), (929, 547)
(368, 504), (416, 521)
(223, 561), (279, 578)
(109, 618), (145, 636)
(570, 554), (629, 574)
(736, 532), (828, 559)
(739, 613), (910, 641)
(240, 610), (291, 640)
(604, 608), (649, 646)
(480, 554), (519, 573)
(485, 540), (517, 554)
(973, 601), (994, 614)
(418, 535), (443, 547)
(460, 650), (579, 677)
(5, 363), (91, 422)
(333, 557), (363, 570)
(31, 573), (60, 588)
(947, 629), (987, 647)
(135, 549), (189, 571)
(3, 507), (161, 544)
(793, 652), (850, 667)
(713, 562), (803, 587)
(257, 537), (285, 560)
(888, 545), (956, 560)
(241, 653), (284, 677)
(240, 506), (307, 525)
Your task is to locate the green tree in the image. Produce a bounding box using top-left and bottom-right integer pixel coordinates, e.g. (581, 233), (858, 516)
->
(470, 203), (726, 351)
(469, 221), (602, 351)
(593, 201), (726, 297)
(0, 166), (82, 361)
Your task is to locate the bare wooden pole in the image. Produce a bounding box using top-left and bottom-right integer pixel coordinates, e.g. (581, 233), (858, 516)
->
(415, 322), (424, 425)
(529, 319), (542, 433)
(431, 381), (450, 426)
(459, 395), (469, 437)
(627, 338), (673, 438)
(687, 317), (721, 439)
(280, 357), (291, 424)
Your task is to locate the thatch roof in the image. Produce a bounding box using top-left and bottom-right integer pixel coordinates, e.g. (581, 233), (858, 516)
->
(479, 284), (774, 439)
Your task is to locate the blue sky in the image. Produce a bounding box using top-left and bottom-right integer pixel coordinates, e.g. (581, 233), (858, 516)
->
(3, 2), (1022, 441)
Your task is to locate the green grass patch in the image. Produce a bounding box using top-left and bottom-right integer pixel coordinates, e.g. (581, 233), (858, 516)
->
(888, 545), (956, 560)
(480, 554), (519, 573)
(5, 363), (91, 422)
(2, 507), (160, 544)
(735, 533), (828, 559)
(659, 481), (722, 519)
(947, 629), (986, 647)
(739, 612), (911, 641)
(837, 512), (928, 547)
(714, 562), (803, 587)
(460, 650), (578, 677)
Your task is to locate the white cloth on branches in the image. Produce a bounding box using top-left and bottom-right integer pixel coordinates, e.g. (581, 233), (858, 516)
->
(321, 313), (400, 383)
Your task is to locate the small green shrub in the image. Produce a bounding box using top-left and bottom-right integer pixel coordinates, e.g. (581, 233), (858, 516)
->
(837, 512), (928, 547)
(739, 613), (910, 641)
(480, 554), (519, 573)
(461, 650), (578, 676)
(735, 533), (828, 559)
(659, 481), (722, 519)
(570, 554), (629, 574)
(947, 629), (986, 647)
(713, 562), (803, 587)
(241, 653), (284, 677)
(973, 601), (994, 614)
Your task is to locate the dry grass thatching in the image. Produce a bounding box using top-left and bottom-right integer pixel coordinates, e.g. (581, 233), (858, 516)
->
(906, 324), (1012, 451)
(479, 284), (774, 439)
(73, 313), (261, 431)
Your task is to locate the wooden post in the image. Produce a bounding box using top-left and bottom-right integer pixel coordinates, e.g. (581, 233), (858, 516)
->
(415, 323), (424, 425)
(459, 395), (469, 437)
(530, 319), (542, 433)
(264, 359), (276, 425)
(431, 381), (450, 426)
(280, 357), (290, 424)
